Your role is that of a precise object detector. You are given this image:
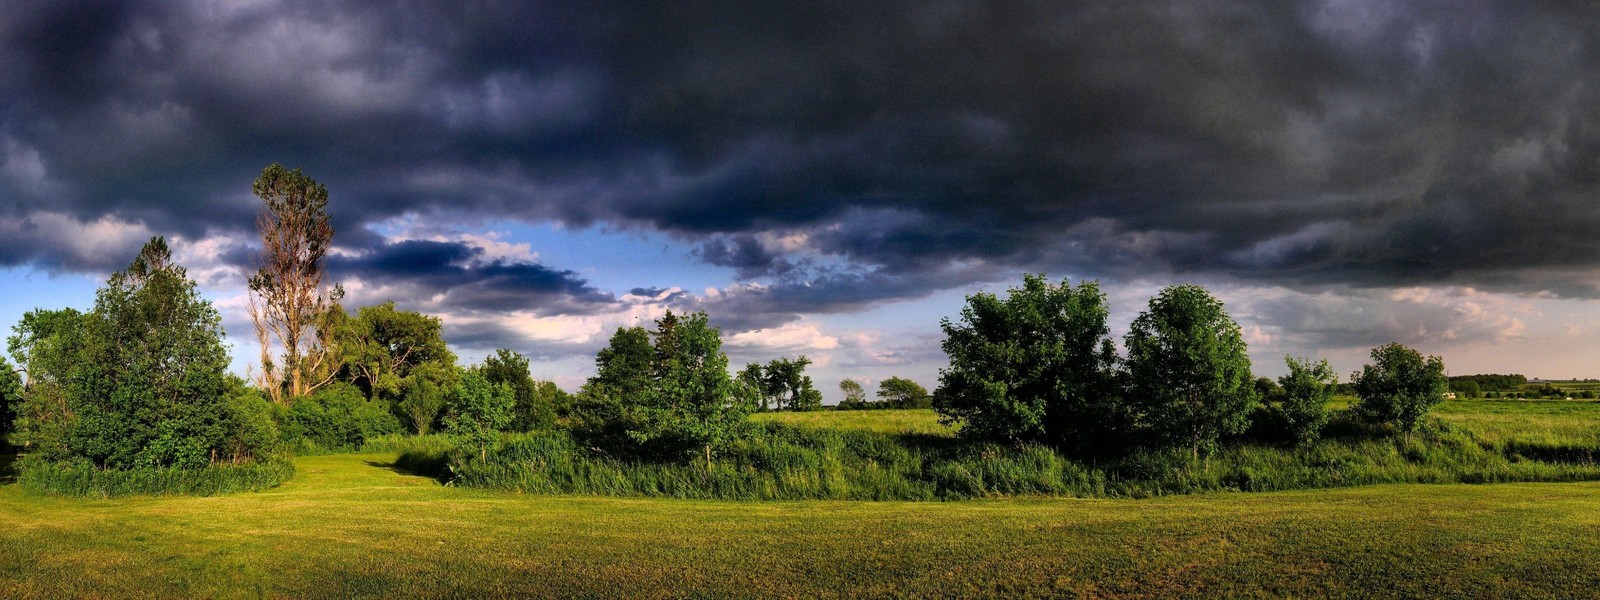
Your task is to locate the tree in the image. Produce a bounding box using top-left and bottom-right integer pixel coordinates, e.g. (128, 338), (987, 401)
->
(738, 363), (771, 410)
(481, 349), (557, 431)
(642, 311), (751, 468)
(838, 379), (867, 409)
(248, 163), (345, 404)
(877, 377), (929, 409)
(933, 274), (1123, 454)
(398, 362), (457, 435)
(0, 356), (20, 441)
(590, 326), (653, 401)
(446, 370), (515, 460)
(762, 356), (821, 411)
(16, 238), (259, 468)
(1124, 284), (1257, 460)
(1277, 356), (1336, 445)
(1351, 342), (1447, 434)
(337, 302), (455, 402)
(1450, 380), (1481, 399)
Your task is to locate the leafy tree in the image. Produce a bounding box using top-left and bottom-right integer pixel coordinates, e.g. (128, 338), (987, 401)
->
(641, 311), (751, 467)
(838, 379), (868, 409)
(338, 301), (456, 401)
(481, 349), (559, 431)
(1124, 284), (1257, 459)
(590, 326), (653, 402)
(447, 370), (515, 460)
(763, 356), (822, 411)
(1449, 379), (1481, 399)
(248, 163), (344, 404)
(1351, 342), (1447, 434)
(934, 274), (1123, 454)
(0, 356), (19, 441)
(16, 238), (259, 468)
(284, 381), (402, 450)
(5, 308), (87, 458)
(877, 377), (929, 409)
(1254, 377), (1284, 404)
(738, 363), (771, 410)
(398, 362), (458, 435)
(1276, 356), (1336, 445)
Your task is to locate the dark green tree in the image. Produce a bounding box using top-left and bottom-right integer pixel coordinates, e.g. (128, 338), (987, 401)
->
(397, 362), (457, 435)
(877, 377), (929, 409)
(338, 301), (456, 402)
(1276, 356), (1336, 445)
(481, 349), (557, 431)
(763, 356), (821, 411)
(446, 369), (515, 460)
(1351, 342), (1448, 434)
(934, 274), (1123, 454)
(6, 308), (87, 458)
(22, 238), (250, 468)
(590, 326), (653, 401)
(640, 311), (751, 467)
(0, 356), (20, 441)
(1124, 284), (1256, 460)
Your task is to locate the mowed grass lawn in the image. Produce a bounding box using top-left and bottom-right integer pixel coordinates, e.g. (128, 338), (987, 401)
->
(3, 452), (1600, 597)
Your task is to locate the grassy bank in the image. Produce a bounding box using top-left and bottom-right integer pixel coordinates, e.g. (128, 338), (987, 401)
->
(3, 452), (1600, 597)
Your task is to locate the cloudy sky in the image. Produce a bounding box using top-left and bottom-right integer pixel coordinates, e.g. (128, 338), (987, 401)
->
(4, 1), (1600, 398)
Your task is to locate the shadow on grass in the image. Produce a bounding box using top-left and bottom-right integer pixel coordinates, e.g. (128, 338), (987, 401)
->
(364, 459), (450, 484)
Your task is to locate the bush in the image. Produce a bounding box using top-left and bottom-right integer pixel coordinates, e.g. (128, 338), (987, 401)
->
(1352, 343), (1448, 433)
(19, 455), (295, 498)
(279, 382), (401, 453)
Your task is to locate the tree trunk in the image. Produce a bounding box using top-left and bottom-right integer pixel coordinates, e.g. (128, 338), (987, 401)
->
(705, 444), (713, 471)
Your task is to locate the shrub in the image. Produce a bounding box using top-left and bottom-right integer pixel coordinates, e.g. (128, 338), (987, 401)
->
(280, 382), (401, 452)
(1124, 284), (1257, 459)
(1352, 342), (1448, 433)
(445, 370), (514, 460)
(19, 454), (294, 498)
(1276, 356), (1336, 446)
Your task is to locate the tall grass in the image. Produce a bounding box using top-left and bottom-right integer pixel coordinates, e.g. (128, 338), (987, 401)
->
(17, 455), (296, 498)
(409, 411), (1600, 501)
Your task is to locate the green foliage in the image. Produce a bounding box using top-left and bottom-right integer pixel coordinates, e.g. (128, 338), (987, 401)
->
(9, 239), (276, 474)
(1276, 356), (1336, 445)
(1124, 284), (1257, 458)
(751, 356), (822, 411)
(445, 370), (515, 459)
(1352, 343), (1449, 433)
(837, 379), (868, 409)
(1449, 373), (1526, 392)
(397, 362), (457, 435)
(18, 455), (295, 498)
(337, 301), (456, 401)
(934, 274), (1122, 454)
(281, 382), (402, 452)
(577, 312), (754, 465)
(1450, 379), (1482, 398)
(876, 376), (930, 409)
(481, 349), (562, 431)
(0, 356), (19, 440)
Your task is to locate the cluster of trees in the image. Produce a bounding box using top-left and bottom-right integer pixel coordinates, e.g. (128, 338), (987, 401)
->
(934, 275), (1450, 459)
(738, 356), (822, 411)
(836, 377), (930, 410)
(1449, 374), (1526, 393)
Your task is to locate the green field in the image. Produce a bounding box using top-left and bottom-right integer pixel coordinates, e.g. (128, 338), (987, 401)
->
(7, 401), (1600, 597)
(751, 408), (958, 436)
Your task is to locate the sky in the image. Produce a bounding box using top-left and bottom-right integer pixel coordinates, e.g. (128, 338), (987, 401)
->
(4, 1), (1600, 400)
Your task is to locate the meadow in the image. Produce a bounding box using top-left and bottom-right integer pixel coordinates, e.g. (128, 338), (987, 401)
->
(6, 399), (1600, 597)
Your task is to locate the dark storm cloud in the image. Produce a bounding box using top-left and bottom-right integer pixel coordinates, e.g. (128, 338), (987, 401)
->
(9, 0), (1600, 312)
(328, 239), (615, 314)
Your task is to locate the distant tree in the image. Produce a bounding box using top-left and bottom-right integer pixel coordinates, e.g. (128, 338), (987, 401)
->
(1276, 356), (1336, 446)
(248, 163), (344, 404)
(762, 357), (822, 411)
(877, 377), (929, 409)
(481, 349), (557, 431)
(934, 274), (1123, 454)
(1449, 380), (1481, 399)
(1124, 284), (1257, 460)
(738, 363), (771, 410)
(1582, 390), (1597, 400)
(1254, 377), (1284, 404)
(446, 370), (515, 460)
(838, 379), (868, 409)
(1351, 342), (1448, 434)
(337, 302), (456, 402)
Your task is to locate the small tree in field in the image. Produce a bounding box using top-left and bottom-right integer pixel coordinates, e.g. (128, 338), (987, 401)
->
(446, 370), (514, 460)
(644, 311), (751, 468)
(1124, 284), (1256, 460)
(838, 379), (867, 409)
(934, 274), (1123, 454)
(1277, 356), (1336, 445)
(877, 377), (929, 409)
(1351, 342), (1447, 434)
